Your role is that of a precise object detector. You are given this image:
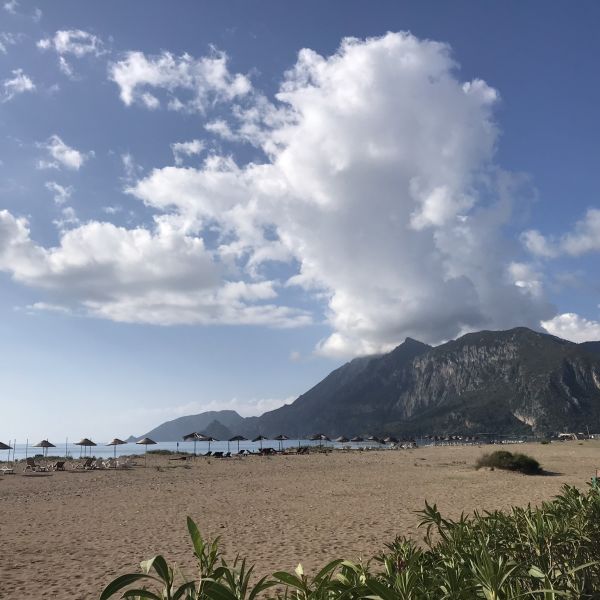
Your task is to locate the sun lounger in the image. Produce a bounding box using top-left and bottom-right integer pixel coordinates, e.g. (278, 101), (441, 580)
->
(212, 451), (224, 458)
(24, 457), (48, 472)
(1, 466), (14, 475)
(75, 458), (94, 470)
(51, 461), (65, 471)
(204, 451), (212, 457)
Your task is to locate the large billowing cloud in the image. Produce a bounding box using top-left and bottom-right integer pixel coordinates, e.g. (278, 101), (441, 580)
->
(0, 33), (560, 353)
(130, 33), (555, 354)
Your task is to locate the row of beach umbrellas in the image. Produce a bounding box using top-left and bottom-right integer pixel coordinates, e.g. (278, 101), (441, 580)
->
(0, 437), (158, 466)
(1, 433), (403, 465)
(181, 432), (402, 452)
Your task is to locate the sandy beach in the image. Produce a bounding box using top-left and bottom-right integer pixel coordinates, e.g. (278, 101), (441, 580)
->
(1, 442), (598, 600)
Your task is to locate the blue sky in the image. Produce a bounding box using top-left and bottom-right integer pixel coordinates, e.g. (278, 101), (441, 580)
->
(1, 1), (599, 441)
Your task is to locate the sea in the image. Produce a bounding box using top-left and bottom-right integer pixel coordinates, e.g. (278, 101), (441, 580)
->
(2, 438), (424, 461)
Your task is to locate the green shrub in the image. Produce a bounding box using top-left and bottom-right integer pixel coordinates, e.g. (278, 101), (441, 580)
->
(100, 485), (600, 599)
(476, 450), (542, 474)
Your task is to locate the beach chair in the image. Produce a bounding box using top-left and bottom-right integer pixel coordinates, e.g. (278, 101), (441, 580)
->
(24, 457), (47, 472)
(212, 451), (224, 458)
(51, 461), (65, 471)
(224, 451), (231, 458)
(204, 451), (212, 457)
(76, 457), (94, 470)
(1, 466), (14, 475)
(92, 458), (104, 469)
(104, 458), (117, 469)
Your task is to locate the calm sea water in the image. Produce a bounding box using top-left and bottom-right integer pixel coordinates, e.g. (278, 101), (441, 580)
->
(1, 439), (418, 461)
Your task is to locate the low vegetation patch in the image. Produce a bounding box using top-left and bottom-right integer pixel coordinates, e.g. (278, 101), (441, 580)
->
(476, 450), (543, 474)
(101, 484), (600, 599)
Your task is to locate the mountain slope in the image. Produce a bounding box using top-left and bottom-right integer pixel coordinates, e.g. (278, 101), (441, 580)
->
(142, 410), (244, 441)
(142, 328), (600, 440)
(253, 328), (600, 437)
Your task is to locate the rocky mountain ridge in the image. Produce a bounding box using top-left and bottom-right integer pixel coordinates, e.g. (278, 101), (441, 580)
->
(140, 327), (600, 440)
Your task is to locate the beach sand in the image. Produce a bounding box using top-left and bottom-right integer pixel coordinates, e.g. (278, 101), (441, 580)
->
(1, 441), (598, 600)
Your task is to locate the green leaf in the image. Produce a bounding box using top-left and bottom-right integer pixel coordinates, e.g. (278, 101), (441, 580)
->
(528, 565), (545, 579)
(99, 574), (157, 600)
(272, 571), (305, 590)
(202, 581), (238, 600)
(172, 581), (198, 600)
(313, 558), (343, 582)
(187, 517), (205, 559)
(149, 555), (172, 585)
(248, 576), (276, 600)
(365, 578), (397, 600)
(122, 589), (163, 600)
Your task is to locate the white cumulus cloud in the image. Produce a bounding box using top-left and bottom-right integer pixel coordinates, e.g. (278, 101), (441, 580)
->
(541, 313), (600, 343)
(171, 139), (205, 165)
(2, 68), (35, 101)
(130, 32), (554, 356)
(0, 210), (310, 327)
(38, 30), (105, 78)
(37, 135), (92, 170)
(109, 48), (252, 112)
(45, 181), (73, 205)
(523, 208), (600, 258)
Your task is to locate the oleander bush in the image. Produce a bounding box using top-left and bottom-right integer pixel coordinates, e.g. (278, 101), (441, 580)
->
(100, 484), (600, 600)
(475, 450), (543, 475)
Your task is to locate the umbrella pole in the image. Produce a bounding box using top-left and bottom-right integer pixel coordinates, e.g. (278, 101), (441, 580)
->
(25, 438), (28, 460)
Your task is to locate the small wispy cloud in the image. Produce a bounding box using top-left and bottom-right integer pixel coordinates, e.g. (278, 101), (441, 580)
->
(2, 68), (35, 102)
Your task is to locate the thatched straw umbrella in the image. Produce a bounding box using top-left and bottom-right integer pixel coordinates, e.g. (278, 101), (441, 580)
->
(383, 436), (399, 445)
(0, 441), (12, 464)
(252, 435), (268, 450)
(274, 434), (289, 452)
(136, 437), (156, 467)
(229, 435), (247, 453)
(183, 432), (207, 456)
(367, 435), (382, 445)
(334, 436), (349, 444)
(106, 438), (126, 459)
(350, 436), (364, 444)
(309, 433), (330, 448)
(74, 438), (96, 458)
(34, 439), (55, 457)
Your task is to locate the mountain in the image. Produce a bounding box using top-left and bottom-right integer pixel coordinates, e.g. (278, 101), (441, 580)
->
(142, 328), (600, 439)
(252, 337), (432, 437)
(201, 419), (233, 440)
(581, 341), (600, 357)
(141, 410), (244, 442)
(250, 328), (600, 437)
